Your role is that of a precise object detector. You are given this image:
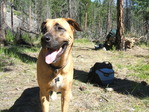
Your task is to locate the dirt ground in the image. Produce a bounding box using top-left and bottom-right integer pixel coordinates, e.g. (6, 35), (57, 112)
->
(0, 43), (149, 112)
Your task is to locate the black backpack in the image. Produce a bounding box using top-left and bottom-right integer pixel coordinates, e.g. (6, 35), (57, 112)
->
(87, 62), (114, 85)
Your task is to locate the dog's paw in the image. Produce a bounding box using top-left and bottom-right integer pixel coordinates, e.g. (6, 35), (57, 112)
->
(50, 92), (57, 100)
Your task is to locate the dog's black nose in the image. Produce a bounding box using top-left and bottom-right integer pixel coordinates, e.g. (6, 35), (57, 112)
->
(45, 35), (50, 42)
(42, 34), (52, 42)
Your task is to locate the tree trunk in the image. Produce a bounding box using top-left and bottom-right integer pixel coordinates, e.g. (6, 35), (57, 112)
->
(144, 12), (149, 35)
(11, 4), (14, 33)
(0, 0), (7, 46)
(67, 0), (78, 19)
(46, 0), (51, 18)
(28, 0), (32, 40)
(29, 1), (32, 32)
(67, 0), (72, 18)
(116, 0), (125, 50)
(106, 0), (112, 35)
(96, 0), (101, 36)
(84, 12), (88, 31)
(36, 0), (44, 32)
(125, 0), (131, 33)
(84, 3), (88, 31)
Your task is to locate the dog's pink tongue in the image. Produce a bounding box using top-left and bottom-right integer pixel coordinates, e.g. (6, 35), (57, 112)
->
(45, 48), (62, 64)
(45, 51), (58, 64)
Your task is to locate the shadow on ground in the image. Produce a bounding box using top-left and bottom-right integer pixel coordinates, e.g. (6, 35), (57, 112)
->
(8, 87), (41, 112)
(3, 46), (37, 63)
(0, 110), (8, 112)
(74, 69), (149, 99)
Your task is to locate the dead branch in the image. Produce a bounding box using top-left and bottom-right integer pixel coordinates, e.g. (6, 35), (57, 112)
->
(20, 27), (40, 35)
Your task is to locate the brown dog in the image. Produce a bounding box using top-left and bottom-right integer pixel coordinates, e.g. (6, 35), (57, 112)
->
(37, 18), (81, 112)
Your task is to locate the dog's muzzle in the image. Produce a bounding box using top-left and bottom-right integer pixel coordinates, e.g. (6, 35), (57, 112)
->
(41, 34), (68, 64)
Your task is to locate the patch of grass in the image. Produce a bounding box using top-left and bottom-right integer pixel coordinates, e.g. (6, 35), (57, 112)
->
(0, 110), (9, 112)
(129, 73), (149, 81)
(21, 33), (41, 45)
(5, 29), (37, 45)
(0, 56), (5, 71)
(0, 46), (37, 63)
(137, 42), (149, 48)
(22, 33), (31, 42)
(118, 51), (127, 58)
(116, 64), (125, 69)
(74, 38), (91, 44)
(111, 45), (116, 51)
(127, 64), (149, 80)
(22, 46), (38, 53)
(0, 53), (14, 72)
(0, 73), (9, 79)
(6, 30), (15, 43)
(13, 10), (21, 16)
(143, 97), (149, 108)
(0, 47), (4, 54)
(132, 98), (149, 112)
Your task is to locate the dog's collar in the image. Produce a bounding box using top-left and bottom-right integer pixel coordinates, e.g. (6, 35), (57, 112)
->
(48, 61), (68, 71)
(49, 64), (63, 70)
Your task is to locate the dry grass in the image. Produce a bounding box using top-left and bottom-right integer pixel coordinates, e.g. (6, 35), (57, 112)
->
(0, 42), (149, 112)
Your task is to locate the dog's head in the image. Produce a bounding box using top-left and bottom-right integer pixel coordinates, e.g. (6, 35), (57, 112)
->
(40, 18), (81, 64)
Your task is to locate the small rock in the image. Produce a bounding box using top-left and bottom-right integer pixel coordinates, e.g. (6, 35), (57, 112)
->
(79, 86), (86, 91)
(105, 87), (114, 92)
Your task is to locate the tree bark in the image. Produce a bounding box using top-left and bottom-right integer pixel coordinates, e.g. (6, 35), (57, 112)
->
(67, 0), (72, 18)
(67, 0), (78, 19)
(97, 1), (101, 36)
(29, 1), (32, 32)
(84, 3), (88, 31)
(11, 4), (14, 33)
(46, 0), (51, 18)
(106, 0), (112, 35)
(0, 0), (7, 46)
(84, 12), (88, 31)
(116, 0), (125, 50)
(125, 0), (131, 33)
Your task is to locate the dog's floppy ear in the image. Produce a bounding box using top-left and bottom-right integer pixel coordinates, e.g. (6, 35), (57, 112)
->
(41, 21), (47, 34)
(65, 18), (82, 31)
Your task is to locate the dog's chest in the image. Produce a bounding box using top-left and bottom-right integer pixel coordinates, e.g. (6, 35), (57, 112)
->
(50, 75), (64, 92)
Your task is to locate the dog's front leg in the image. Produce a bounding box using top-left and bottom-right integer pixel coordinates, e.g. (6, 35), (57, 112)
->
(40, 90), (50, 112)
(61, 89), (72, 112)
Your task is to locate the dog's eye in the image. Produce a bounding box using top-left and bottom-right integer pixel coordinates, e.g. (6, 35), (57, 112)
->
(55, 24), (66, 32)
(57, 26), (64, 30)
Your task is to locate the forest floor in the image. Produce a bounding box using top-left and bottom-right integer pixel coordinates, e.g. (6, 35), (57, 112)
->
(0, 41), (149, 112)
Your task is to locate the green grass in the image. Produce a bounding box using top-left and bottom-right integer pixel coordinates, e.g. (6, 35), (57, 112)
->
(0, 110), (8, 112)
(0, 46), (38, 63)
(6, 30), (15, 43)
(116, 64), (125, 69)
(0, 54), (14, 72)
(21, 33), (32, 42)
(127, 64), (149, 80)
(0, 56), (6, 71)
(5, 29), (37, 45)
(74, 38), (91, 44)
(143, 97), (149, 108)
(132, 97), (149, 112)
(13, 10), (22, 16)
(137, 41), (149, 48)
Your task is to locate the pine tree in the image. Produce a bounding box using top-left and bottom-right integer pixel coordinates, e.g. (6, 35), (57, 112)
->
(116, 0), (125, 50)
(0, 0), (7, 46)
